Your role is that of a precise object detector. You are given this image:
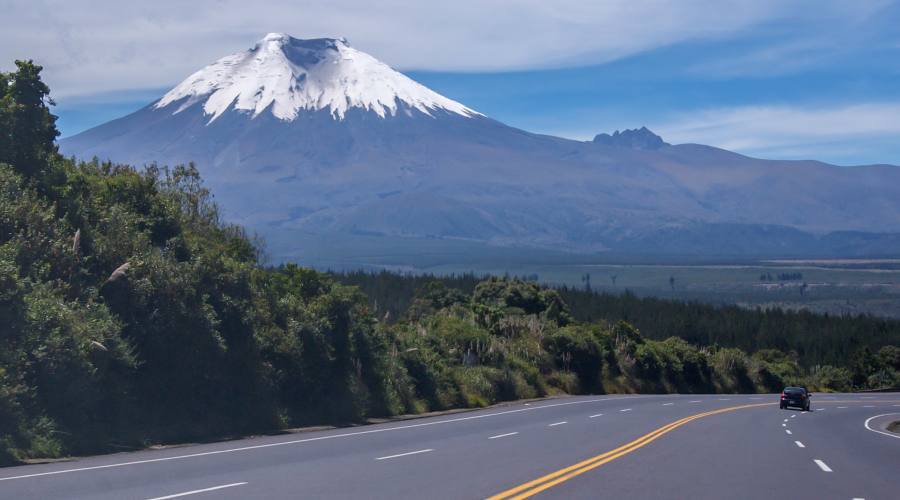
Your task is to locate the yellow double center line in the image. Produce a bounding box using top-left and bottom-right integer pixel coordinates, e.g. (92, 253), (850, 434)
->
(488, 402), (772, 500)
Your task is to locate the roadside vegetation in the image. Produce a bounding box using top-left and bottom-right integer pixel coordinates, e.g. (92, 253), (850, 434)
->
(2, 61), (898, 465)
(339, 272), (900, 377)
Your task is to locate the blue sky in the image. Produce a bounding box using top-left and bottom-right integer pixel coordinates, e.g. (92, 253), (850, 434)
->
(6, 1), (900, 165)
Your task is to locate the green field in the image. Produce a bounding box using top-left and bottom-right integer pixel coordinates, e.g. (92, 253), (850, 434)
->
(271, 233), (900, 318)
(428, 262), (900, 318)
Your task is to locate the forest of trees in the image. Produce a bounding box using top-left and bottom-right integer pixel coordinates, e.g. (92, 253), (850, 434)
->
(338, 270), (900, 371)
(1, 61), (898, 466)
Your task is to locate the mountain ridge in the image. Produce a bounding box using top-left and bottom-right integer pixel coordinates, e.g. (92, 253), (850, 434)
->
(60, 33), (900, 260)
(593, 126), (669, 150)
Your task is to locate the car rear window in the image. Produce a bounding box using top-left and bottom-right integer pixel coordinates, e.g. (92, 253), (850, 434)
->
(784, 388), (804, 394)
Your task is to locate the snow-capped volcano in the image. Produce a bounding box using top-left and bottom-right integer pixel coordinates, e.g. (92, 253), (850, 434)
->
(154, 33), (479, 122)
(61, 33), (900, 261)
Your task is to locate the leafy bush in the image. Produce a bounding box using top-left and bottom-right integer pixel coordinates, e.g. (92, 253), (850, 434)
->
(806, 365), (853, 392)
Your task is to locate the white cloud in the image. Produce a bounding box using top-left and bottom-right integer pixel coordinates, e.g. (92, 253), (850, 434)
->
(685, 1), (893, 79)
(0, 0), (874, 97)
(687, 39), (840, 78)
(653, 103), (900, 163)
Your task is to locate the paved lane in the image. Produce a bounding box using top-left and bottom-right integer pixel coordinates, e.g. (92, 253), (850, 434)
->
(0, 393), (896, 499)
(527, 398), (900, 500)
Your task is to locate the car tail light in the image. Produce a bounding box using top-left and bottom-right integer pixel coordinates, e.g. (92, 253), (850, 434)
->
(780, 392), (786, 399)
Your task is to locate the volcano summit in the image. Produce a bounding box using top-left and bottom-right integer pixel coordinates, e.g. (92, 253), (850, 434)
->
(154, 33), (479, 122)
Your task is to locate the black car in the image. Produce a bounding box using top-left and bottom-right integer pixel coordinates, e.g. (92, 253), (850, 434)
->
(780, 387), (811, 411)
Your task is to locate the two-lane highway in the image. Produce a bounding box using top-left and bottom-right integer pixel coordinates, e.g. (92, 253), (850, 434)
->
(1, 393), (897, 499)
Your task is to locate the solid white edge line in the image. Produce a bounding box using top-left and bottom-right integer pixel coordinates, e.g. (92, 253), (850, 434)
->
(488, 432), (518, 440)
(863, 413), (900, 440)
(548, 421), (568, 427)
(794, 441), (805, 448)
(146, 482), (247, 500)
(813, 459), (832, 472)
(375, 449), (433, 461)
(0, 396), (653, 482)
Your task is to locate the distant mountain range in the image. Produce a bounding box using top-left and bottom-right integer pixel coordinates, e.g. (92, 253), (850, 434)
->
(60, 33), (900, 262)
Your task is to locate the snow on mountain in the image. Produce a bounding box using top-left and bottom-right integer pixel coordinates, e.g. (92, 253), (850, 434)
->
(154, 33), (480, 122)
(60, 33), (900, 260)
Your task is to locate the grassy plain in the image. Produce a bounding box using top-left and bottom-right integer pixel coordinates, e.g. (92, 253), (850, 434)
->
(271, 232), (900, 318)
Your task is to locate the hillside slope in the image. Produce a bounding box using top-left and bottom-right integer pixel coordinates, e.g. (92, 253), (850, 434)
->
(60, 33), (900, 259)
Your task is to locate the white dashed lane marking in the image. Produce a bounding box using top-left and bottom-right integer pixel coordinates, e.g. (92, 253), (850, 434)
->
(0, 396), (649, 482)
(376, 449), (433, 461)
(795, 441), (805, 448)
(814, 459), (832, 472)
(146, 482), (247, 500)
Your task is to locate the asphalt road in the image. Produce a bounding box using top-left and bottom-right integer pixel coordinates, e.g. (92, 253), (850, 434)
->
(1, 393), (897, 499)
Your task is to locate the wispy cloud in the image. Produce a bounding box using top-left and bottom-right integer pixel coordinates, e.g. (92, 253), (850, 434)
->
(687, 39), (840, 78)
(0, 0), (875, 97)
(685, 1), (894, 79)
(654, 103), (900, 164)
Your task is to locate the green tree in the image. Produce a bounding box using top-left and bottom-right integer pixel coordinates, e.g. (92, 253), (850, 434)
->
(0, 61), (60, 180)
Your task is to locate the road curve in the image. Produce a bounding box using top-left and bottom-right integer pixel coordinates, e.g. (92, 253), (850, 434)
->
(0, 393), (897, 499)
